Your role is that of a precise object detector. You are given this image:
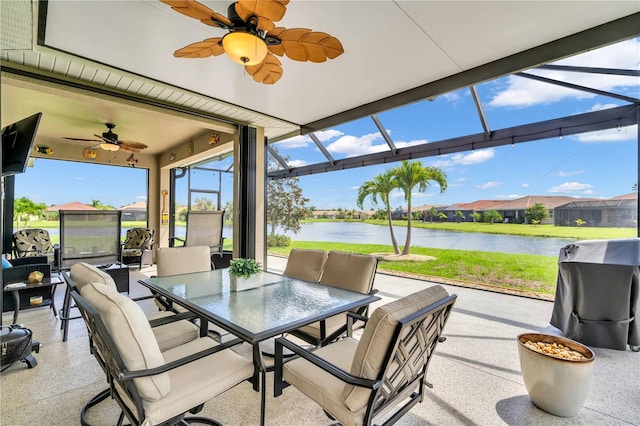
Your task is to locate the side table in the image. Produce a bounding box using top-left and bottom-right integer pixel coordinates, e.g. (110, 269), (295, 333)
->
(3, 273), (64, 325)
(100, 263), (130, 293)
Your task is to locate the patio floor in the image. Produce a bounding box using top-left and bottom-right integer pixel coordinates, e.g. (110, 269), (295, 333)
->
(1, 256), (638, 425)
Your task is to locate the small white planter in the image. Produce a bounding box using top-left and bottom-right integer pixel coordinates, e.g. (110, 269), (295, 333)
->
(229, 275), (264, 291)
(517, 333), (595, 417)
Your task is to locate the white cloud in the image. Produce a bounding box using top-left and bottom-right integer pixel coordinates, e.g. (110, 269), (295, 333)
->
(488, 38), (640, 107)
(557, 169), (584, 177)
(325, 132), (425, 157)
(548, 182), (593, 193)
(135, 195), (147, 201)
(522, 183), (530, 188)
(277, 129), (344, 149)
(496, 194), (522, 199)
(286, 159), (308, 168)
(476, 181), (502, 190)
(442, 92), (461, 103)
(575, 124), (638, 143)
(430, 148), (495, 168)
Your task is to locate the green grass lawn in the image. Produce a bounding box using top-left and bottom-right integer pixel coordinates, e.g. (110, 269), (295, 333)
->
(268, 241), (558, 297)
(350, 219), (636, 240)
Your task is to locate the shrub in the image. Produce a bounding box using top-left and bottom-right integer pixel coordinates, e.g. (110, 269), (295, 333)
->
(267, 234), (291, 247)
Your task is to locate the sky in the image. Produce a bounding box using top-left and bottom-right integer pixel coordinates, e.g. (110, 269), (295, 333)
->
(12, 38), (639, 211)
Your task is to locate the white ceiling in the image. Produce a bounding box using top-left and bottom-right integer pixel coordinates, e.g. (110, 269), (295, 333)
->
(1, 1), (638, 157)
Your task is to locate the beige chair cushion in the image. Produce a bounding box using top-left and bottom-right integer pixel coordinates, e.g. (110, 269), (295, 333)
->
(142, 337), (254, 425)
(80, 282), (170, 402)
(70, 262), (117, 291)
(320, 251), (377, 293)
(294, 312), (348, 339)
(156, 246), (211, 277)
(343, 285), (449, 411)
(147, 311), (199, 352)
(283, 249), (328, 282)
(283, 338), (366, 426)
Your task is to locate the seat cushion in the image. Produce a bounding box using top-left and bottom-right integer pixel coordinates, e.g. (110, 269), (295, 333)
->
(294, 312), (348, 339)
(80, 282), (170, 402)
(147, 311), (199, 352)
(156, 246), (211, 277)
(343, 285), (449, 411)
(283, 338), (366, 426)
(70, 262), (118, 291)
(283, 249), (328, 282)
(142, 337), (254, 425)
(320, 251), (377, 293)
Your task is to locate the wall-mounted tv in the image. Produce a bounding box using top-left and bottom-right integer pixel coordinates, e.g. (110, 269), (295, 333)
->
(1, 112), (42, 176)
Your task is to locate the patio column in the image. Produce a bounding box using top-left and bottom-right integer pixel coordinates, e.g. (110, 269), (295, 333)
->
(235, 125), (266, 266)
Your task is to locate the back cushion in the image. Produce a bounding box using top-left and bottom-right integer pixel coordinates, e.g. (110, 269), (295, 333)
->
(320, 251), (377, 293)
(80, 282), (169, 401)
(156, 246), (211, 277)
(283, 249), (328, 282)
(70, 262), (117, 291)
(343, 285), (449, 411)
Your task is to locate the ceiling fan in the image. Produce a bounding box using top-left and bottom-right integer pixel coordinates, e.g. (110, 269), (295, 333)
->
(63, 123), (148, 153)
(161, 0), (344, 84)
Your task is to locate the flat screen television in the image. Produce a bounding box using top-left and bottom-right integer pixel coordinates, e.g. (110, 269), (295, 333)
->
(1, 112), (42, 176)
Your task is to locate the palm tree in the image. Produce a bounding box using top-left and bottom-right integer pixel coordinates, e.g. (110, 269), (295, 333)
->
(357, 171), (400, 254)
(390, 160), (447, 255)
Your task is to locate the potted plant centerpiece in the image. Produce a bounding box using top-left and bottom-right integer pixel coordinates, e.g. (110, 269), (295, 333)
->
(228, 258), (263, 291)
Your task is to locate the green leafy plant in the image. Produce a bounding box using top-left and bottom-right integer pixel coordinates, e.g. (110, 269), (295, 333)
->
(228, 258), (262, 278)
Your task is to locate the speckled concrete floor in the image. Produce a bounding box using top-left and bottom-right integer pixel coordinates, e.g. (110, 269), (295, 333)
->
(1, 257), (638, 425)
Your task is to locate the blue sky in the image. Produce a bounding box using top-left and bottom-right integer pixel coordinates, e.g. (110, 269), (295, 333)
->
(14, 38), (639, 210)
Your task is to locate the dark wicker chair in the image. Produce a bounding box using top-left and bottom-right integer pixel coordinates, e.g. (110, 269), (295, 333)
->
(120, 228), (154, 270)
(12, 228), (56, 264)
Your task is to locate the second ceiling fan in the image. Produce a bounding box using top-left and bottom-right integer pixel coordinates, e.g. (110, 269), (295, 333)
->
(64, 123), (148, 153)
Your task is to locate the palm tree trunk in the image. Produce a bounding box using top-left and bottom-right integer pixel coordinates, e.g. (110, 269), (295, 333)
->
(402, 205), (412, 255)
(386, 210), (401, 254)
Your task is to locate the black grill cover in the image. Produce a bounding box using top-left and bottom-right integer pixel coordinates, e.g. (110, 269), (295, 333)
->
(550, 238), (639, 350)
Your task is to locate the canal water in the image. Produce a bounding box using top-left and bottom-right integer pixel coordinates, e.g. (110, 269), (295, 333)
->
(279, 222), (575, 257)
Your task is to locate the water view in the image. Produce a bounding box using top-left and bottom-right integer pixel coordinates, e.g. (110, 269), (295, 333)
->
(280, 222), (575, 257)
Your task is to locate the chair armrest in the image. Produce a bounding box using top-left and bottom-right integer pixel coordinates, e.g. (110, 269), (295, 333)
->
(275, 337), (379, 390)
(147, 311), (199, 327)
(119, 337), (244, 380)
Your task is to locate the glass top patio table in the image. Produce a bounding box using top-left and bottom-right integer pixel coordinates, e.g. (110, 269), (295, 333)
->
(139, 269), (380, 344)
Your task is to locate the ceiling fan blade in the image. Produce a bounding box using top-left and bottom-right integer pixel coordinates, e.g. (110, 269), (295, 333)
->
(160, 0), (231, 28)
(119, 141), (148, 150)
(118, 145), (141, 153)
(245, 53), (283, 84)
(174, 37), (225, 58)
(268, 27), (344, 62)
(63, 137), (101, 142)
(236, 0), (289, 31)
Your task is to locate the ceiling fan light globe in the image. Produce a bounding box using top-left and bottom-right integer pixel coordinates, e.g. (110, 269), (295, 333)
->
(100, 142), (120, 151)
(222, 31), (267, 66)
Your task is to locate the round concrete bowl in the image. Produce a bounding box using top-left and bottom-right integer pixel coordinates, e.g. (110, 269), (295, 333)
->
(517, 333), (595, 417)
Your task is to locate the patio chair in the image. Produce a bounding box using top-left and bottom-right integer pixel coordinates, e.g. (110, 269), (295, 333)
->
(282, 248), (328, 282)
(173, 210), (225, 259)
(12, 228), (56, 264)
(72, 281), (254, 426)
(288, 250), (378, 347)
(120, 227), (154, 270)
(274, 285), (457, 426)
(58, 210), (122, 269)
(60, 262), (199, 346)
